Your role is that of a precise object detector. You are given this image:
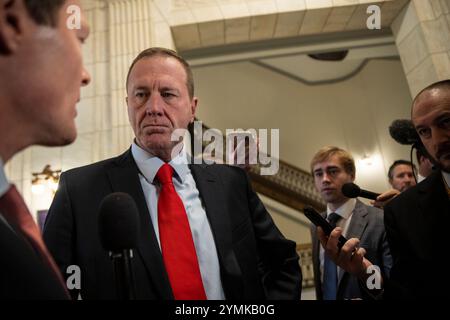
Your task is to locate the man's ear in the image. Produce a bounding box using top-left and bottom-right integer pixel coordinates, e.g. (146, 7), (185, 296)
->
(190, 97), (198, 123)
(0, 0), (28, 55)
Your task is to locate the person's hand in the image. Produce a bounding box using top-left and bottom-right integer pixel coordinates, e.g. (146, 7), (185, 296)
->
(370, 189), (400, 208)
(317, 227), (372, 279)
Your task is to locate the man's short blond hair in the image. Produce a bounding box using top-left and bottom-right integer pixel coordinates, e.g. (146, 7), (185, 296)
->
(310, 146), (356, 177)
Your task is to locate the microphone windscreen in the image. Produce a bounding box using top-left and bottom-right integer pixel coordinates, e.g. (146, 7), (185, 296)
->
(341, 183), (360, 198)
(389, 119), (419, 145)
(98, 192), (140, 252)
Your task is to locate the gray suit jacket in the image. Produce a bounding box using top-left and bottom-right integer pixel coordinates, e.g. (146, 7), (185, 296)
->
(311, 199), (392, 300)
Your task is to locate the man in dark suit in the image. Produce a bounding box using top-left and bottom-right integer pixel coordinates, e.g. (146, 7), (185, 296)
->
(43, 47), (302, 300)
(383, 80), (450, 299)
(310, 146), (391, 300)
(0, 0), (91, 299)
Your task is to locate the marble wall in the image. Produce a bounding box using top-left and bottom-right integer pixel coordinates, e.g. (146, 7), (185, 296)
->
(392, 0), (450, 96)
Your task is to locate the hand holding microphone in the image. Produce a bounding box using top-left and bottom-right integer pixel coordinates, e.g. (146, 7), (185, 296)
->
(341, 182), (400, 208)
(370, 189), (401, 209)
(341, 183), (380, 200)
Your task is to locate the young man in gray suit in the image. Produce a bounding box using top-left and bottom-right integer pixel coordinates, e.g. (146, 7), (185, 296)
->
(310, 146), (392, 300)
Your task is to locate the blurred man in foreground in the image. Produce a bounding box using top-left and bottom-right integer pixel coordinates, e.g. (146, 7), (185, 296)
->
(321, 80), (450, 299)
(384, 80), (450, 298)
(0, 0), (90, 299)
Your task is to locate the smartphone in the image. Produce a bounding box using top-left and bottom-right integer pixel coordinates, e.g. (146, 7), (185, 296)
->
(303, 206), (348, 249)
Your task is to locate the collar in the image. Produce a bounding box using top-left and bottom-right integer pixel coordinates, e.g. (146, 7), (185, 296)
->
(442, 171), (450, 188)
(0, 157), (10, 198)
(131, 141), (189, 184)
(327, 198), (356, 220)
(417, 174), (426, 183)
(442, 172), (450, 196)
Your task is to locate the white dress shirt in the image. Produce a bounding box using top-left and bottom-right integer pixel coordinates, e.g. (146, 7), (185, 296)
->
(417, 174), (426, 183)
(131, 142), (225, 300)
(443, 171), (450, 188)
(319, 198), (357, 283)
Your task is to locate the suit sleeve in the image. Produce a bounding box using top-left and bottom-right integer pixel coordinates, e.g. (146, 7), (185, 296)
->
(243, 170), (302, 300)
(383, 203), (415, 299)
(357, 217), (393, 300)
(43, 173), (78, 299)
(379, 225), (392, 279)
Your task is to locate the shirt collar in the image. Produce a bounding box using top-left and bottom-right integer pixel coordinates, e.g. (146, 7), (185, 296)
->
(442, 171), (450, 189)
(131, 142), (189, 184)
(327, 198), (356, 220)
(0, 157), (10, 198)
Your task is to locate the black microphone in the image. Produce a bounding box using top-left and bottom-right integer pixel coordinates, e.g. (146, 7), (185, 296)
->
(341, 183), (380, 200)
(389, 119), (437, 171)
(98, 192), (140, 300)
(389, 119), (420, 145)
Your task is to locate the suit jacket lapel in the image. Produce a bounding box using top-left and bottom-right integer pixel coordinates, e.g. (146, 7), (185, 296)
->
(418, 170), (449, 219)
(338, 200), (368, 285)
(106, 149), (173, 299)
(417, 170), (450, 250)
(189, 164), (244, 299)
(345, 200), (369, 240)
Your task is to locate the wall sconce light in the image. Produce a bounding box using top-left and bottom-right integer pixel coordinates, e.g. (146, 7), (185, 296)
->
(359, 154), (373, 166)
(31, 165), (61, 195)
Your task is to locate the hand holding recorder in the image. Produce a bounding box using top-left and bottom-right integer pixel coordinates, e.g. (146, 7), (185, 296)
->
(303, 206), (374, 280)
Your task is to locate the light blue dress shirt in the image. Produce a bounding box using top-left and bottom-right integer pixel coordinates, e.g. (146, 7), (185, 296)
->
(131, 142), (225, 300)
(320, 198), (356, 282)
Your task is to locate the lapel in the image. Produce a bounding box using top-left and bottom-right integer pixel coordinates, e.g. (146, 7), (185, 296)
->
(338, 200), (368, 285)
(345, 200), (369, 240)
(106, 148), (173, 299)
(189, 164), (244, 299)
(417, 170), (450, 244)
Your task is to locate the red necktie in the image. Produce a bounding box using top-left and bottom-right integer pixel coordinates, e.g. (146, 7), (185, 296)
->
(0, 185), (68, 295)
(156, 163), (207, 300)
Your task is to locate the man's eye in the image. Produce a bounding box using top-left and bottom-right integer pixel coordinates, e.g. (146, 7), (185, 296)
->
(161, 92), (175, 98)
(440, 117), (450, 129)
(418, 128), (431, 138)
(314, 172), (322, 178)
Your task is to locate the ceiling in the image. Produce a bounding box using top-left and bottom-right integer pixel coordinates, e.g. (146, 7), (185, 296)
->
(253, 43), (398, 84)
(187, 31), (400, 85)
